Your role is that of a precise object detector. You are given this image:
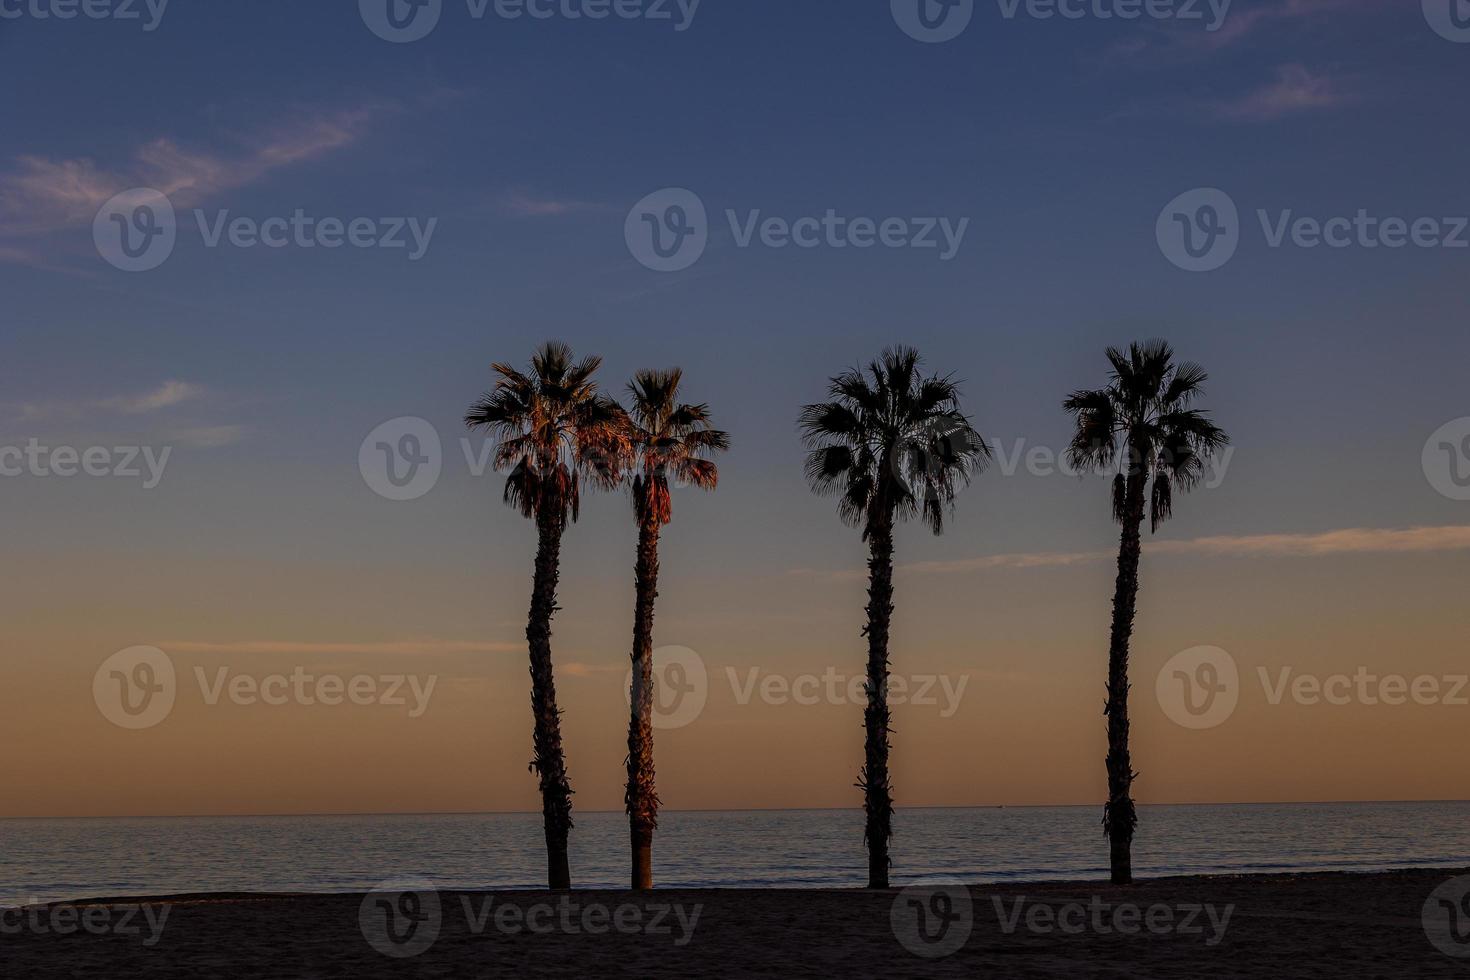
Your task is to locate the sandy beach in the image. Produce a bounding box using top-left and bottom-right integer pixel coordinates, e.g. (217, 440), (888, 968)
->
(5, 867), (1464, 978)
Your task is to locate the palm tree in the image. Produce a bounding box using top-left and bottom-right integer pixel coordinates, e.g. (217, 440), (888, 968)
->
(800, 347), (990, 889)
(622, 368), (729, 890)
(465, 341), (627, 890)
(1063, 340), (1229, 885)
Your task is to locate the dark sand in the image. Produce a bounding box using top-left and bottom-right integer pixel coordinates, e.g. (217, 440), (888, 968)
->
(5, 868), (1466, 978)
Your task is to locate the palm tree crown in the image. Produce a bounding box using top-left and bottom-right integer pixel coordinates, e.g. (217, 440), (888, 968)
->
(799, 346), (991, 534)
(464, 341), (627, 522)
(1063, 339), (1229, 531)
(625, 368), (730, 524)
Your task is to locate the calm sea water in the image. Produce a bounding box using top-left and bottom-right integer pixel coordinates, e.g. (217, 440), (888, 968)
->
(3, 802), (1467, 903)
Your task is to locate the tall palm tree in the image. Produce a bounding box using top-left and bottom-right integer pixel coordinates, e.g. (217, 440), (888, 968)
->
(622, 368), (729, 890)
(800, 347), (990, 889)
(465, 341), (627, 890)
(1063, 340), (1229, 885)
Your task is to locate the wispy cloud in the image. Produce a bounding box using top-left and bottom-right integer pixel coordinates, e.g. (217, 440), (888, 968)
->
(5, 382), (253, 451)
(163, 639), (520, 656)
(99, 380), (204, 415)
(13, 380), (206, 423)
(794, 526), (1470, 580)
(0, 104), (386, 258)
(1215, 64), (1350, 121)
(1107, 0), (1375, 61)
(162, 425), (250, 449)
(1109, 63), (1353, 124)
(503, 190), (605, 217)
(1207, 0), (1376, 48)
(1151, 525), (1470, 559)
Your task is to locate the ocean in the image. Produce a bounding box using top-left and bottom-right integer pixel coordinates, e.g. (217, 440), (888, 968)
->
(4, 801), (1467, 903)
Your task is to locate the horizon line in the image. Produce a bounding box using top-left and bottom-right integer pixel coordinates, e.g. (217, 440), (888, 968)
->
(6, 798), (1467, 822)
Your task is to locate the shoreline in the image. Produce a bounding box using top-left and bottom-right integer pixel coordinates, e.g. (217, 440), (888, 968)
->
(21, 864), (1470, 908)
(8, 868), (1466, 977)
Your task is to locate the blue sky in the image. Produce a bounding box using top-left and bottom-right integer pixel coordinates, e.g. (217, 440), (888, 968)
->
(4, 0), (1467, 552)
(3, 1), (1470, 814)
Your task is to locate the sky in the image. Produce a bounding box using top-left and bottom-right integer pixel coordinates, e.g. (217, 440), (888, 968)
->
(1, 0), (1469, 819)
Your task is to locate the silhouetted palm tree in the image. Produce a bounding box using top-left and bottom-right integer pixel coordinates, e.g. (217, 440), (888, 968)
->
(1063, 340), (1229, 885)
(622, 368), (729, 890)
(800, 347), (990, 889)
(465, 341), (626, 890)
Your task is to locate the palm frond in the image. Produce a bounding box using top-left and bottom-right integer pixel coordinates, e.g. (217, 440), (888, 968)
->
(798, 402), (864, 445)
(1111, 473), (1128, 525)
(1150, 474), (1173, 532)
(1063, 388), (1119, 472)
(1162, 361), (1208, 408)
(466, 343), (626, 523)
(621, 368), (727, 525)
(804, 444), (856, 493)
(1072, 340), (1229, 527)
(802, 347), (984, 538)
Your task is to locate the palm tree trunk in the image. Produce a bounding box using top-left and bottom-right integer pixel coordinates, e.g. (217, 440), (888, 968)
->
(861, 510), (895, 889)
(528, 507), (574, 890)
(626, 513), (662, 890)
(1104, 468), (1147, 885)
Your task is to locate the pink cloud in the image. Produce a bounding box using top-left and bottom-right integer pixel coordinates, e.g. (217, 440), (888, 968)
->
(0, 156), (119, 233)
(164, 639), (519, 656)
(1217, 64), (1349, 120)
(0, 105), (385, 251)
(98, 380), (204, 415)
(1198, 0), (1365, 48)
(504, 190), (603, 217)
(11, 380), (206, 423)
(1107, 0), (1379, 61)
(795, 525), (1470, 580)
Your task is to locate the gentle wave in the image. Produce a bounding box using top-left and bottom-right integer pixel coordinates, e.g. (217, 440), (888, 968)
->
(2, 802), (1467, 903)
